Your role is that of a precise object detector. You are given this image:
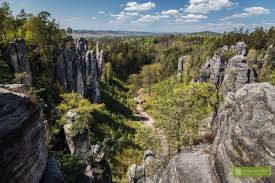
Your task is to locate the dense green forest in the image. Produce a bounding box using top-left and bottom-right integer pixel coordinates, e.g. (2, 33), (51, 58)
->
(1, 1), (275, 182)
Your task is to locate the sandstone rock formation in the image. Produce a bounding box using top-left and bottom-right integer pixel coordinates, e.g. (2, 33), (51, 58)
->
(56, 50), (78, 92)
(199, 55), (225, 87)
(79, 145), (112, 183)
(63, 111), (112, 183)
(63, 111), (90, 156)
(200, 42), (255, 96)
(0, 88), (47, 183)
(56, 38), (104, 103)
(41, 157), (65, 183)
(8, 38), (32, 86)
(235, 42), (247, 56)
(158, 145), (216, 183)
(7, 37), (104, 103)
(212, 82), (275, 183)
(222, 55), (255, 96)
(127, 150), (156, 183)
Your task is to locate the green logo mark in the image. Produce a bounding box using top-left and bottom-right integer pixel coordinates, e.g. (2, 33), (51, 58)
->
(232, 166), (272, 177)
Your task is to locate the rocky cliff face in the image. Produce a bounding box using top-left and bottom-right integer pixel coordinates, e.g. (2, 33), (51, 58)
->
(200, 42), (255, 95)
(56, 37), (104, 103)
(222, 55), (255, 96)
(0, 88), (47, 183)
(8, 38), (32, 86)
(212, 82), (275, 183)
(7, 37), (104, 103)
(158, 145), (216, 183)
(63, 111), (112, 183)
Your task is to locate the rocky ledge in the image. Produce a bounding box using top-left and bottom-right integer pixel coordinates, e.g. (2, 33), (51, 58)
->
(0, 88), (47, 183)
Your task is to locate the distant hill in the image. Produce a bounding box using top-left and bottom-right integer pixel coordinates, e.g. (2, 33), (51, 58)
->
(72, 30), (158, 38)
(71, 30), (222, 38)
(186, 31), (222, 36)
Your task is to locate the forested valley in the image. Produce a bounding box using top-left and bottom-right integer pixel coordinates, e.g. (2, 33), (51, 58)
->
(1, 1), (275, 183)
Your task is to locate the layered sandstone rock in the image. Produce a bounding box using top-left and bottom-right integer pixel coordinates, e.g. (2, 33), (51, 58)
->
(200, 42), (255, 95)
(212, 82), (275, 183)
(63, 111), (112, 183)
(222, 55), (255, 96)
(56, 38), (104, 103)
(158, 145), (216, 183)
(127, 150), (156, 183)
(63, 111), (90, 157)
(0, 88), (47, 183)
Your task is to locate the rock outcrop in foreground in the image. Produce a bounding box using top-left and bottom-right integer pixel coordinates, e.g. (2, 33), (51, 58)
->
(0, 88), (47, 183)
(0, 87), (65, 183)
(212, 82), (275, 183)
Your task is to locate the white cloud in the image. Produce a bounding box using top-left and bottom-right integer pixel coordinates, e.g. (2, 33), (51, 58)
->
(125, 2), (156, 12)
(222, 6), (271, 20)
(98, 11), (105, 14)
(110, 11), (139, 24)
(185, 0), (234, 14)
(126, 12), (139, 16)
(135, 15), (168, 24)
(244, 7), (271, 15)
(161, 9), (179, 15)
(92, 17), (96, 20)
(176, 14), (208, 23)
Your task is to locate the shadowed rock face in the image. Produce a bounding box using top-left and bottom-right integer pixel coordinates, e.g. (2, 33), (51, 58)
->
(199, 55), (225, 86)
(63, 111), (90, 157)
(8, 38), (32, 86)
(0, 88), (47, 183)
(212, 82), (275, 183)
(41, 157), (65, 183)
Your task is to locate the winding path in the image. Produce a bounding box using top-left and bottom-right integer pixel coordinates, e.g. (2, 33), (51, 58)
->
(135, 95), (169, 156)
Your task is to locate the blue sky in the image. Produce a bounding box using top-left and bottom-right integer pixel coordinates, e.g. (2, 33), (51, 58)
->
(2, 0), (275, 33)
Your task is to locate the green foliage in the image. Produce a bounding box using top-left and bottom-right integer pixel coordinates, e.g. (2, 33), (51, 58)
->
(55, 93), (103, 136)
(258, 46), (275, 82)
(268, 71), (275, 86)
(58, 154), (86, 182)
(151, 82), (215, 153)
(13, 72), (29, 84)
(101, 62), (113, 84)
(128, 74), (142, 96)
(247, 49), (258, 68)
(135, 127), (162, 154)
